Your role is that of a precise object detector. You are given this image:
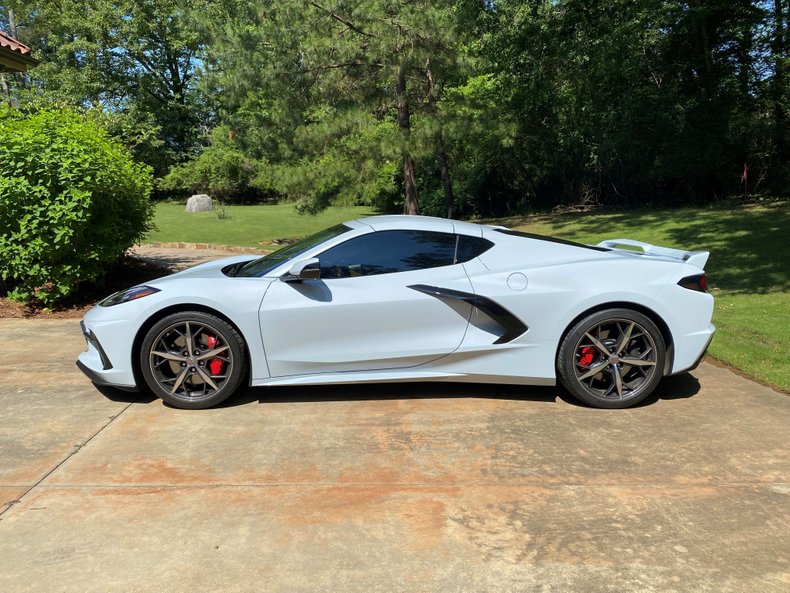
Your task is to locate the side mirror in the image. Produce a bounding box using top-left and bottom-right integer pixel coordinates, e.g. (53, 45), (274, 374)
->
(281, 257), (320, 282)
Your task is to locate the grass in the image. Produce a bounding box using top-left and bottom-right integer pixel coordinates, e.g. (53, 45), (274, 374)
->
(144, 203), (378, 247)
(146, 200), (789, 392)
(489, 201), (789, 392)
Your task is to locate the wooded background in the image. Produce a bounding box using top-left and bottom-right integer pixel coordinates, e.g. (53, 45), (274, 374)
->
(2, 1), (788, 217)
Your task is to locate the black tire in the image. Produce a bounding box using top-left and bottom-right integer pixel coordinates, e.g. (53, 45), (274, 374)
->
(140, 311), (247, 409)
(557, 308), (666, 409)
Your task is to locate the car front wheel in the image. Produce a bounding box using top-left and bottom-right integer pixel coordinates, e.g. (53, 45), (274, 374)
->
(140, 311), (247, 409)
(557, 308), (666, 409)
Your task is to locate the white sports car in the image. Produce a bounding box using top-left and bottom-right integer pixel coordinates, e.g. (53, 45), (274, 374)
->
(77, 215), (714, 409)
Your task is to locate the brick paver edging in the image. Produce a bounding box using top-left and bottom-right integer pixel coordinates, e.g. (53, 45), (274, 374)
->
(140, 242), (268, 254)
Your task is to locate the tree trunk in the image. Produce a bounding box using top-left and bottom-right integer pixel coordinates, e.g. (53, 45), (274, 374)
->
(773, 0), (788, 171)
(396, 61), (420, 215)
(7, 9), (19, 39)
(1, 10), (18, 104)
(435, 133), (456, 219)
(693, 10), (714, 98)
(426, 63), (456, 218)
(402, 155), (420, 215)
(737, 18), (752, 98)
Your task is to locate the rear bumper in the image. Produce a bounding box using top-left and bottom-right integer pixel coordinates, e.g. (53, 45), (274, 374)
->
(670, 323), (715, 375)
(685, 330), (714, 373)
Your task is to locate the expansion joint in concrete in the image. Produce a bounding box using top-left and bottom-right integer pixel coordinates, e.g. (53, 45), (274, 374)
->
(0, 401), (136, 520)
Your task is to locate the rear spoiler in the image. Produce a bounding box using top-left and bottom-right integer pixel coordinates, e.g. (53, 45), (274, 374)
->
(596, 238), (709, 269)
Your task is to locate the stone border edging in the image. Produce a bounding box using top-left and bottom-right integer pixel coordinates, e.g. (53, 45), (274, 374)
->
(139, 242), (268, 254)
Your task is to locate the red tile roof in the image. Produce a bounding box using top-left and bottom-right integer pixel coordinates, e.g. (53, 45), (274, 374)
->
(0, 30), (32, 56)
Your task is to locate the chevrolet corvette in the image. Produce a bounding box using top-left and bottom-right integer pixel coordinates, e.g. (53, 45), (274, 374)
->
(77, 215), (714, 409)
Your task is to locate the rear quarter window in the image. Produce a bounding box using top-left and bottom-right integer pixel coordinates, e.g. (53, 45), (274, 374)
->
(456, 235), (494, 263)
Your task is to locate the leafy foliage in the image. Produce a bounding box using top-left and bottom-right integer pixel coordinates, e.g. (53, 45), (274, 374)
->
(161, 126), (262, 202)
(478, 0), (789, 209)
(4, 0), (213, 175)
(197, 0), (471, 215)
(4, 0), (789, 214)
(188, 0), (789, 215)
(0, 107), (154, 305)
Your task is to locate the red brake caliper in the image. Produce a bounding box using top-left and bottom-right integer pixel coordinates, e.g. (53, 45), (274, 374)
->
(206, 336), (225, 376)
(578, 345), (595, 367)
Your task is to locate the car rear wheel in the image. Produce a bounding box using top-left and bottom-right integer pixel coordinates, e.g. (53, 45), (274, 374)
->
(557, 308), (666, 409)
(140, 311), (247, 409)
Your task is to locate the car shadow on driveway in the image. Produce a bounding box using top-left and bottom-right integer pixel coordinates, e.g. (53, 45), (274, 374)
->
(253, 382), (560, 406)
(550, 372), (701, 409)
(90, 383), (157, 404)
(632, 372), (701, 407)
(87, 371), (701, 409)
(225, 372), (701, 409)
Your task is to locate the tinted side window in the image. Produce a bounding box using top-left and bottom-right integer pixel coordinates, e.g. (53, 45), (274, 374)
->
(456, 235), (494, 263)
(319, 230), (457, 279)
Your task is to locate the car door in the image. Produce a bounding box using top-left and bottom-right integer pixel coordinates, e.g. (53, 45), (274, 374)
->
(258, 229), (475, 377)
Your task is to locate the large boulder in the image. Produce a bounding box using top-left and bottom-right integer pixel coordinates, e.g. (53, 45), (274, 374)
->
(185, 194), (213, 212)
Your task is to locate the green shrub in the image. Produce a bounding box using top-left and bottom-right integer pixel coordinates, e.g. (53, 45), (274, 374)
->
(0, 107), (154, 305)
(160, 127), (261, 202)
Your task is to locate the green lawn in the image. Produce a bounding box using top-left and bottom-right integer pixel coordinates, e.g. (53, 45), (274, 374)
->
(490, 202), (789, 392)
(147, 200), (789, 392)
(144, 203), (377, 247)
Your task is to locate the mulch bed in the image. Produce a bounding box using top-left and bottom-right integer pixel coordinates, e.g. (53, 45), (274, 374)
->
(0, 255), (174, 320)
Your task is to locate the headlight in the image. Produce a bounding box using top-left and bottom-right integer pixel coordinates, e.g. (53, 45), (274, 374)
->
(99, 285), (161, 307)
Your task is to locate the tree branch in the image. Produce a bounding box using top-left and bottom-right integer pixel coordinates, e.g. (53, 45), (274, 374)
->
(305, 1), (375, 38)
(300, 61), (383, 72)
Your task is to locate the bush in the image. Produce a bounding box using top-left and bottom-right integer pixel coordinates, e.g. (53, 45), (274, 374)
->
(160, 127), (263, 203)
(0, 107), (154, 305)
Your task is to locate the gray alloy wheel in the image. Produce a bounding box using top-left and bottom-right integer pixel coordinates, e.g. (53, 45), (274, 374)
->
(140, 311), (247, 409)
(557, 308), (666, 409)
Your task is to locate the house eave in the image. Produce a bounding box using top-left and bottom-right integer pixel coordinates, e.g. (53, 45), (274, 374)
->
(0, 48), (39, 73)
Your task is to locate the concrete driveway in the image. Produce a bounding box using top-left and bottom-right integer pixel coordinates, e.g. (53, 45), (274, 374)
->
(1, 316), (788, 593)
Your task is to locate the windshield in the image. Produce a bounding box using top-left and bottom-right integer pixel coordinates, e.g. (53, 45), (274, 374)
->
(231, 223), (352, 277)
